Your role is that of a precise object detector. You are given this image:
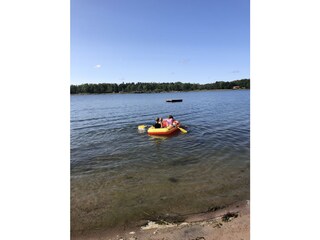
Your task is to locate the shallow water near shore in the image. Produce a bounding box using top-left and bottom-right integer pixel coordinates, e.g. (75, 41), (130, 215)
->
(71, 90), (250, 235)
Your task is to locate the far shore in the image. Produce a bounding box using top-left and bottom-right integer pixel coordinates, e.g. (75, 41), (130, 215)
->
(72, 200), (250, 240)
(70, 88), (249, 95)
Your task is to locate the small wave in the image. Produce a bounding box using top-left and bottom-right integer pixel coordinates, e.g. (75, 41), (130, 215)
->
(70, 117), (106, 123)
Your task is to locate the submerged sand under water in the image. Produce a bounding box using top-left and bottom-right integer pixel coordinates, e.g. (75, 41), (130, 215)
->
(71, 156), (249, 235)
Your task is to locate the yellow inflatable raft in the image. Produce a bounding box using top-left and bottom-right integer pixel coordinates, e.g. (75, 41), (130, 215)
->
(147, 125), (180, 135)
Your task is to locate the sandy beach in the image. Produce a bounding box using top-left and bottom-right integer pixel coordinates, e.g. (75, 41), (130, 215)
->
(72, 200), (249, 240)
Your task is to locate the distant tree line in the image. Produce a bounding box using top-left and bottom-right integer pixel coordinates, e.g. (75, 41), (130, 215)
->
(70, 79), (250, 94)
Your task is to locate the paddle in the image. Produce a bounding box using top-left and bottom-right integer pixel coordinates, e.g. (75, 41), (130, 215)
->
(178, 127), (187, 133)
(138, 125), (148, 129)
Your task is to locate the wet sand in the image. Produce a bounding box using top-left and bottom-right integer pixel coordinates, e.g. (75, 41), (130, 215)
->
(72, 200), (249, 240)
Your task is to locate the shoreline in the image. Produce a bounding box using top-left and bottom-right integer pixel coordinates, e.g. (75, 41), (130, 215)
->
(72, 200), (250, 240)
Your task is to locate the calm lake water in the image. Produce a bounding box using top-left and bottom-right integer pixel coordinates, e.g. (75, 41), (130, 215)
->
(71, 90), (250, 235)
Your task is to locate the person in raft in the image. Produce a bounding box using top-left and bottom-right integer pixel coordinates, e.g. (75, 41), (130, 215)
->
(154, 117), (163, 128)
(162, 115), (177, 128)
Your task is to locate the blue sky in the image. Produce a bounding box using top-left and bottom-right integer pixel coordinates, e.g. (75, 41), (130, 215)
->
(71, 0), (249, 84)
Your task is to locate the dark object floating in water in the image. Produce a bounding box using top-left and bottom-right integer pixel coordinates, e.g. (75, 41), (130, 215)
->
(166, 99), (183, 102)
(168, 177), (179, 183)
